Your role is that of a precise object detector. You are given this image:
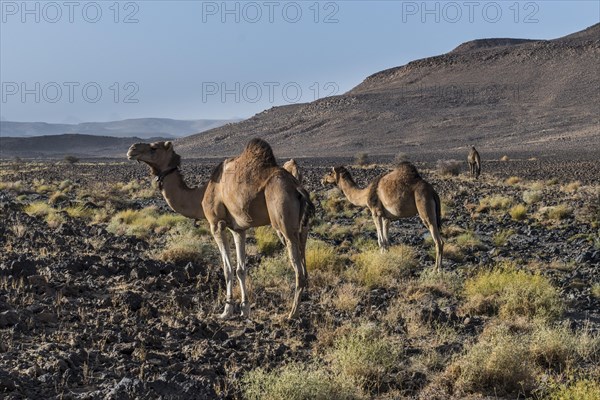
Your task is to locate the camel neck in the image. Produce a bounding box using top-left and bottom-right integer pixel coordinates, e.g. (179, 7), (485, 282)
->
(338, 175), (369, 207)
(160, 171), (206, 220)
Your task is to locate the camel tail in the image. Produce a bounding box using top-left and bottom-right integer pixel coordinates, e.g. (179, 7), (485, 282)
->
(297, 187), (315, 228)
(433, 190), (442, 229)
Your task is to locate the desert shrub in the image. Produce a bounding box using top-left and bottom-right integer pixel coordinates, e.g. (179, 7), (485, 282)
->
(48, 191), (69, 205)
(478, 195), (512, 212)
(255, 226), (281, 256)
(24, 201), (54, 217)
(500, 155), (509, 161)
(463, 264), (563, 321)
(450, 324), (537, 396)
(523, 190), (542, 204)
(64, 155), (80, 165)
(306, 239), (340, 272)
(242, 362), (360, 400)
(547, 204), (572, 220)
(492, 229), (515, 247)
(505, 176), (521, 185)
(354, 152), (369, 166)
(529, 325), (600, 371)
(454, 231), (483, 249)
(328, 324), (399, 391)
(65, 205), (95, 220)
(158, 230), (214, 264)
(436, 159), (461, 176)
(106, 207), (192, 238)
(418, 267), (462, 296)
(0, 181), (24, 192)
(332, 283), (363, 312)
(45, 212), (65, 228)
(592, 283), (600, 299)
(561, 181), (581, 193)
(547, 379), (600, 400)
(351, 245), (416, 288)
(252, 254), (293, 288)
(509, 204), (528, 220)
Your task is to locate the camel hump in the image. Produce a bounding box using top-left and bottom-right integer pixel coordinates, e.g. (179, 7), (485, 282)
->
(242, 138), (277, 166)
(394, 162), (422, 181)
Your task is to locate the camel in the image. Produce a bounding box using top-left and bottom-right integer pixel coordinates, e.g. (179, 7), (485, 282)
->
(283, 159), (303, 184)
(127, 140), (314, 320)
(126, 141), (206, 220)
(321, 163), (444, 271)
(202, 139), (314, 319)
(468, 146), (481, 179)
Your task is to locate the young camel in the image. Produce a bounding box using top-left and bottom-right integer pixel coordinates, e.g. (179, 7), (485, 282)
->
(127, 140), (314, 319)
(322, 163), (444, 272)
(468, 146), (481, 179)
(202, 139), (314, 319)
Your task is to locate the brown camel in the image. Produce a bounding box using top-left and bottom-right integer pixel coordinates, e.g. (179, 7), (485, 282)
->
(468, 146), (481, 179)
(127, 140), (314, 319)
(283, 159), (303, 184)
(126, 141), (206, 220)
(322, 162), (444, 271)
(202, 139), (314, 319)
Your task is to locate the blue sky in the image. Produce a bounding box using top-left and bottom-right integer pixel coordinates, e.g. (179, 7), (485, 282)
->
(1, 0), (598, 123)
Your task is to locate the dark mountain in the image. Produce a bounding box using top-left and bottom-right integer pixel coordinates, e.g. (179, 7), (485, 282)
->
(0, 134), (169, 159)
(176, 24), (600, 158)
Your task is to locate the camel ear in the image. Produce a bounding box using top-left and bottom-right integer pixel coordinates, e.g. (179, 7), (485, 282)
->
(164, 141), (173, 150)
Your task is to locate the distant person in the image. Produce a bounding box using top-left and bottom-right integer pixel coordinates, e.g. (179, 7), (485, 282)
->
(468, 146), (481, 179)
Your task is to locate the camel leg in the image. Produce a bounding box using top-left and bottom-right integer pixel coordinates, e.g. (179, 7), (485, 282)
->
(415, 192), (444, 273)
(381, 217), (391, 250)
(275, 229), (286, 246)
(371, 210), (385, 252)
(211, 221), (235, 319)
(230, 229), (250, 318)
(283, 232), (307, 319)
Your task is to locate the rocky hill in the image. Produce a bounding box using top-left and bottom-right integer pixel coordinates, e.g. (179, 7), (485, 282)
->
(176, 24), (600, 158)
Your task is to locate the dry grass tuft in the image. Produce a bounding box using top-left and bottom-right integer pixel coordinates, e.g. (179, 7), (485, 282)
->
(351, 245), (417, 288)
(509, 204), (528, 221)
(463, 264), (563, 321)
(504, 176), (521, 185)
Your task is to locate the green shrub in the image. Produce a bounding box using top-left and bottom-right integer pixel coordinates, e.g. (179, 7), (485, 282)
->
(328, 324), (399, 391)
(306, 239), (340, 272)
(351, 245), (416, 288)
(463, 264), (563, 321)
(255, 226), (281, 256)
(451, 324), (537, 396)
(510, 204), (528, 221)
(492, 229), (515, 247)
(252, 254), (293, 288)
(547, 378), (600, 400)
(523, 190), (542, 204)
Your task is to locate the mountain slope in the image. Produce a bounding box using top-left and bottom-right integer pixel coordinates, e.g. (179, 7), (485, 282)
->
(176, 24), (600, 158)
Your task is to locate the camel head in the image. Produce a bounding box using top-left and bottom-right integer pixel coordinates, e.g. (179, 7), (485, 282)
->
(321, 166), (346, 186)
(127, 141), (180, 175)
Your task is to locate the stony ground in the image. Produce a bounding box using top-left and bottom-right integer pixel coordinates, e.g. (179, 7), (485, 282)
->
(0, 157), (598, 399)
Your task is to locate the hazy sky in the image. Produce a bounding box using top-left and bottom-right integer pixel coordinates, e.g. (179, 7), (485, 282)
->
(1, 0), (598, 123)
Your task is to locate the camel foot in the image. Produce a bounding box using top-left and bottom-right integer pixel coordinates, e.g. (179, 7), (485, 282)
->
(219, 302), (235, 320)
(240, 301), (250, 318)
